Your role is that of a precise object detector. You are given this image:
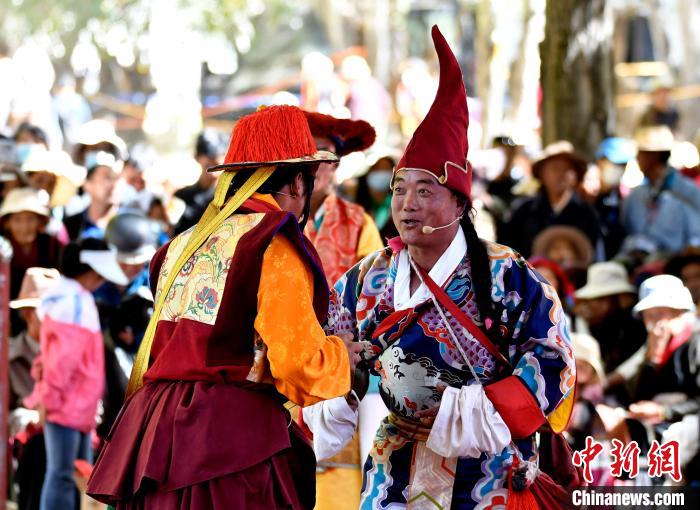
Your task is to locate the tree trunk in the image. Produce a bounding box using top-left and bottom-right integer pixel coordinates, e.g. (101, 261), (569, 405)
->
(540, 0), (615, 158)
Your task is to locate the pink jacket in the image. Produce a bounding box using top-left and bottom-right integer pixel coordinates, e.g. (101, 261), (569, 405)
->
(24, 277), (104, 433)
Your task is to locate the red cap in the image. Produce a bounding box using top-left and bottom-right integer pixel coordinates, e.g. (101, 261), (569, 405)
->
(395, 26), (471, 197)
(209, 105), (338, 172)
(304, 111), (376, 157)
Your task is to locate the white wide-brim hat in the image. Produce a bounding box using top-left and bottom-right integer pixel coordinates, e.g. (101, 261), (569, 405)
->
(79, 249), (129, 286)
(575, 261), (636, 300)
(633, 274), (696, 316)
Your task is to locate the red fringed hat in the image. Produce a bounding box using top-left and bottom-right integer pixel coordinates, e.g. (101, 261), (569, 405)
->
(304, 111), (376, 157)
(209, 105), (338, 172)
(395, 25), (472, 197)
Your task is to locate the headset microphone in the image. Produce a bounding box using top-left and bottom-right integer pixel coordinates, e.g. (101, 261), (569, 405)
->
(421, 216), (462, 234)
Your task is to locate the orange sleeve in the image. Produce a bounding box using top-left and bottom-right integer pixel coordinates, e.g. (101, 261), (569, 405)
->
(255, 234), (351, 407)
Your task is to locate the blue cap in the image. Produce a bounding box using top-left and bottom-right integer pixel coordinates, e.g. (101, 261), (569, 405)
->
(595, 138), (636, 165)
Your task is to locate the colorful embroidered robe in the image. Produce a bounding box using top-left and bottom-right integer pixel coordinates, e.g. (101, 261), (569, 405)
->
(326, 240), (576, 510)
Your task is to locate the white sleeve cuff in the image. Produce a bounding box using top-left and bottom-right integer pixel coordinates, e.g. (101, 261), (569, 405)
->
(426, 385), (511, 458)
(303, 391), (359, 460)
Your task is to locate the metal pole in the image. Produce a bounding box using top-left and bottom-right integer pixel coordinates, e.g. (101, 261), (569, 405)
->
(0, 235), (13, 510)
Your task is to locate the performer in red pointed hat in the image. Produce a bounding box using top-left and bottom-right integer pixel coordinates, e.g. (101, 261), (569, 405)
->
(302, 26), (579, 509)
(87, 105), (365, 509)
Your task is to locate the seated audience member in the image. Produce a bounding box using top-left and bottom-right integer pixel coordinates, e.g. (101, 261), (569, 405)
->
(574, 262), (646, 374)
(626, 275), (700, 483)
(531, 224), (595, 287)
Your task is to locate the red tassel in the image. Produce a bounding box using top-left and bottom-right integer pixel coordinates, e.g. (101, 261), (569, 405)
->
(506, 455), (539, 510)
(224, 105), (317, 165)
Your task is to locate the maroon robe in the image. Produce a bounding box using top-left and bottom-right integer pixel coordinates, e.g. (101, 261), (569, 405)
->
(87, 199), (329, 509)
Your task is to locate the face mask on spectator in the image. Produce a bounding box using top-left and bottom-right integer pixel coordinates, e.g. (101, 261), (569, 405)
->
(367, 170), (393, 192)
(16, 143), (43, 164)
(84, 150), (117, 170)
(602, 165), (624, 187)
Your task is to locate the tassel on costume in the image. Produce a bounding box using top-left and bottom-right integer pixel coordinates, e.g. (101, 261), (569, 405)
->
(506, 455), (539, 510)
(224, 105), (317, 164)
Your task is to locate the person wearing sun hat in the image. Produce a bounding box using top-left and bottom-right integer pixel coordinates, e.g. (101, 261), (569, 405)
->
(21, 238), (127, 510)
(502, 140), (603, 259)
(7, 266), (60, 510)
(621, 125), (700, 254)
(8, 267), (61, 409)
(574, 261), (647, 373)
(531, 224), (595, 277)
(302, 26), (577, 509)
(0, 187), (62, 309)
(303, 110), (383, 286)
(21, 148), (87, 209)
(625, 276), (699, 473)
(87, 105), (363, 509)
(71, 119), (127, 168)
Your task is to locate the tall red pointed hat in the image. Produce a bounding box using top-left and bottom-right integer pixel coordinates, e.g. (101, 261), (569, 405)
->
(395, 25), (471, 197)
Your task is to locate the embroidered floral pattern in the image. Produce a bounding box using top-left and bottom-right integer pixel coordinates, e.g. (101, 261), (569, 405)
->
(156, 214), (265, 325)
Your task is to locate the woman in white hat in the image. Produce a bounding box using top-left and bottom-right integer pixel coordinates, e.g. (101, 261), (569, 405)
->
(623, 275), (700, 482)
(23, 237), (127, 510)
(574, 262), (647, 374)
(627, 275), (699, 419)
(0, 187), (62, 306)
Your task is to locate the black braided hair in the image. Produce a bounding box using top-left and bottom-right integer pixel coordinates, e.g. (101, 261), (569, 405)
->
(459, 202), (495, 328)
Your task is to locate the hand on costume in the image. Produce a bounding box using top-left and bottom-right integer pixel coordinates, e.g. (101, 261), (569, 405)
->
(338, 332), (364, 371)
(628, 400), (665, 424)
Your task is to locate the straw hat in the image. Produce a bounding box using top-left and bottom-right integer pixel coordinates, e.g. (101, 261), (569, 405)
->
(532, 225), (594, 269)
(9, 267), (61, 309)
(571, 332), (606, 384)
(634, 125), (675, 152)
(532, 141), (588, 182)
(0, 187), (50, 218)
(575, 262), (636, 300)
(22, 149), (87, 207)
(633, 274), (696, 316)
